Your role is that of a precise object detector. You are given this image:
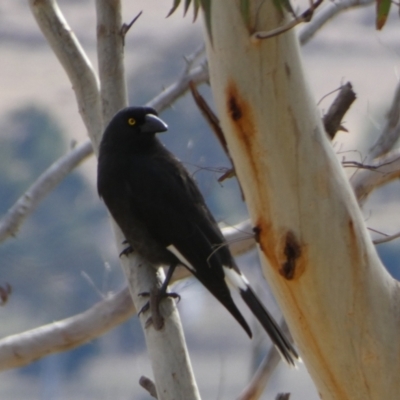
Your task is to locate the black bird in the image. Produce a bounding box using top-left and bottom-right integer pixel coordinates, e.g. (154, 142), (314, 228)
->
(97, 106), (299, 366)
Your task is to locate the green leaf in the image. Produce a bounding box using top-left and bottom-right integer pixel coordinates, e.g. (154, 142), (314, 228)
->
(167, 0), (182, 17)
(167, 0), (212, 42)
(184, 0), (192, 16)
(240, 0), (250, 27)
(200, 0), (212, 39)
(192, 0), (201, 21)
(376, 0), (391, 30)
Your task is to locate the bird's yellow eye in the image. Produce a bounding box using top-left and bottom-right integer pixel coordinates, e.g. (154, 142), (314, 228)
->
(128, 118), (136, 126)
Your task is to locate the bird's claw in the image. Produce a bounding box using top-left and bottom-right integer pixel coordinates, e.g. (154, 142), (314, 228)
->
(138, 291), (181, 315)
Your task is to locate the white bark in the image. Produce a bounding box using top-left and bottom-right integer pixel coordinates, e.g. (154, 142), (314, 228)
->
(94, 2), (200, 398)
(28, 0), (102, 150)
(351, 148), (400, 205)
(206, 2), (399, 399)
(0, 222), (251, 372)
(29, 0), (200, 398)
(0, 141), (92, 243)
(0, 288), (134, 371)
(299, 0), (374, 46)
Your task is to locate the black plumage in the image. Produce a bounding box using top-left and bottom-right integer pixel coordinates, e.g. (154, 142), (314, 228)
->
(97, 106), (299, 366)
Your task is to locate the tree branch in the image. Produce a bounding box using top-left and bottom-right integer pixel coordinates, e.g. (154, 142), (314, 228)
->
(94, 1), (200, 398)
(0, 141), (92, 244)
(350, 149), (400, 205)
(299, 0), (374, 46)
(237, 319), (292, 400)
(0, 287), (133, 371)
(0, 222), (253, 372)
(28, 0), (102, 150)
(368, 79), (400, 160)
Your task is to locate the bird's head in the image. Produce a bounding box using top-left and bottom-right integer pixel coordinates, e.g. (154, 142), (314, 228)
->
(100, 106), (168, 150)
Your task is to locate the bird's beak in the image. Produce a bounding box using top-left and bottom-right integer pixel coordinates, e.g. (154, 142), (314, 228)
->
(140, 114), (168, 134)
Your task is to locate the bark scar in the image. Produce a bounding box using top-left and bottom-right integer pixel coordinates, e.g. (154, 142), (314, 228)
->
(280, 231), (301, 280)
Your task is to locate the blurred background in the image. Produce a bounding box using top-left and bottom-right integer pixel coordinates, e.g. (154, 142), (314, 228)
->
(1, 0), (400, 398)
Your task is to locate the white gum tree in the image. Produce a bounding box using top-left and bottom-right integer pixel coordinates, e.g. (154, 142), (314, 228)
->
(203, 2), (400, 399)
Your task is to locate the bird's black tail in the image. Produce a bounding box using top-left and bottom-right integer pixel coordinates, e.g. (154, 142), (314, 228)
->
(240, 286), (299, 367)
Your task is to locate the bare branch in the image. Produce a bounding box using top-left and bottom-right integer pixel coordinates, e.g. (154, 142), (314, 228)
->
(95, 0), (127, 126)
(0, 222), (253, 372)
(350, 149), (400, 205)
(0, 287), (134, 371)
(95, 1), (200, 398)
(120, 11), (143, 45)
(373, 230), (400, 245)
(368, 80), (400, 160)
(0, 141), (93, 243)
(323, 82), (356, 140)
(251, 0), (324, 42)
(237, 320), (292, 400)
(148, 63), (209, 112)
(28, 0), (102, 149)
(299, 0), (374, 45)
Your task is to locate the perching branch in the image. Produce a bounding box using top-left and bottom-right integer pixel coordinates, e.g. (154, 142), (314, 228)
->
(0, 222), (253, 372)
(94, 1), (200, 398)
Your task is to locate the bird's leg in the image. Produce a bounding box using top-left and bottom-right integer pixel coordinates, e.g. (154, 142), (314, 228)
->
(119, 239), (134, 258)
(138, 263), (180, 330)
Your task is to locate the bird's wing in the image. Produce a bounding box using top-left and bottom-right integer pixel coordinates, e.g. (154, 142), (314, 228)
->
(125, 146), (299, 365)
(126, 149), (228, 263)
(125, 148), (253, 336)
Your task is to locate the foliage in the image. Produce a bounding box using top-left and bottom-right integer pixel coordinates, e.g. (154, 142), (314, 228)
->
(168, 0), (395, 36)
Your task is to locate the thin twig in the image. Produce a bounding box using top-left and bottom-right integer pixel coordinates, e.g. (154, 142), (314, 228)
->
(189, 81), (229, 160)
(373, 230), (400, 245)
(348, 149), (400, 205)
(120, 10), (143, 45)
(251, 0), (324, 42)
(237, 319), (293, 400)
(368, 76), (400, 160)
(148, 62), (209, 112)
(299, 0), (374, 45)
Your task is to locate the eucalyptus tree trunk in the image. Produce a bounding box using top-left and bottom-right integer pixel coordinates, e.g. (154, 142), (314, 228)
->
(205, 2), (400, 399)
